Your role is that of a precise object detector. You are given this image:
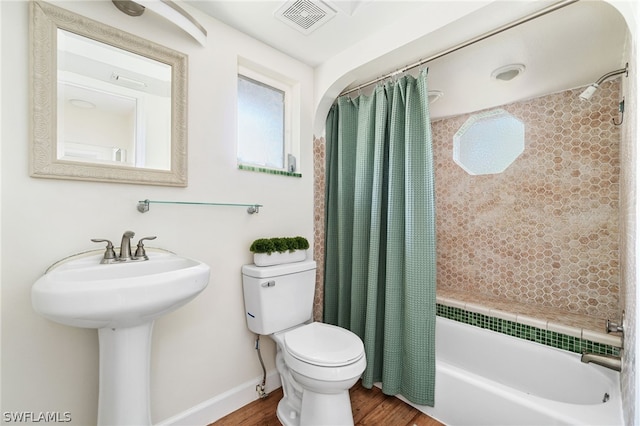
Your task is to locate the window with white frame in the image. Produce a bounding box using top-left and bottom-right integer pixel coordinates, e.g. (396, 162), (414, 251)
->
(237, 64), (297, 173)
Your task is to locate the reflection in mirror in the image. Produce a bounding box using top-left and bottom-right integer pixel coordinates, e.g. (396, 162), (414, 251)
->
(31, 1), (187, 186)
(57, 30), (172, 170)
(453, 109), (524, 175)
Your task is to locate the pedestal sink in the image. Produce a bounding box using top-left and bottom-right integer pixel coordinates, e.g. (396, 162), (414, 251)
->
(32, 249), (210, 426)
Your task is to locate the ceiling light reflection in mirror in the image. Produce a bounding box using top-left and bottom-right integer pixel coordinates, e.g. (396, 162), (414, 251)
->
(57, 29), (172, 170)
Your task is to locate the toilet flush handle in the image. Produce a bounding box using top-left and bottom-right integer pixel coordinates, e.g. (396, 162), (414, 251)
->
(261, 280), (276, 288)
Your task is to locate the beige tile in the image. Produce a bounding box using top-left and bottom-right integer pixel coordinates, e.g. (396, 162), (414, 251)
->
(489, 309), (517, 322)
(517, 315), (548, 330)
(465, 302), (491, 316)
(438, 297), (466, 310)
(582, 329), (623, 347)
(547, 321), (582, 338)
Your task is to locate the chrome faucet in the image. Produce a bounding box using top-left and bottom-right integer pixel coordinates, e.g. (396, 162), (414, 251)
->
(119, 230), (135, 261)
(581, 312), (625, 372)
(606, 320), (624, 334)
(92, 231), (157, 264)
(581, 352), (621, 372)
(606, 316), (624, 334)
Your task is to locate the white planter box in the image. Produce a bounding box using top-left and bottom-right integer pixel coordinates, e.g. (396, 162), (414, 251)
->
(253, 250), (306, 267)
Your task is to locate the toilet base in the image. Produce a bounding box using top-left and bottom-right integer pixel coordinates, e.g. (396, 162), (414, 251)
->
(277, 398), (300, 426)
(300, 389), (354, 426)
(276, 388), (354, 426)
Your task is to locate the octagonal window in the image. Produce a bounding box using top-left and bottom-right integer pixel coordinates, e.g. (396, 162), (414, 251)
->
(453, 109), (525, 175)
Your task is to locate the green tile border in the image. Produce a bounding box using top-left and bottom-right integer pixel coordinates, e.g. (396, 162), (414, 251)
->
(238, 164), (302, 178)
(436, 304), (620, 357)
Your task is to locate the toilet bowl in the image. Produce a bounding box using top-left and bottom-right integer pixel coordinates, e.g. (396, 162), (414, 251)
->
(272, 322), (366, 426)
(241, 260), (367, 425)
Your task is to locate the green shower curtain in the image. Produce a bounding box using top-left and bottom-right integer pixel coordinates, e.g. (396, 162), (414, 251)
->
(323, 69), (437, 406)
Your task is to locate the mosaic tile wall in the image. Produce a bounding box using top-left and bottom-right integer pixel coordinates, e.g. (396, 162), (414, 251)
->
(313, 136), (326, 321)
(433, 81), (621, 321)
(313, 81), (622, 323)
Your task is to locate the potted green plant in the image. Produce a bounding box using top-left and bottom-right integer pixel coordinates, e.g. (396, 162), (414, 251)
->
(250, 236), (309, 266)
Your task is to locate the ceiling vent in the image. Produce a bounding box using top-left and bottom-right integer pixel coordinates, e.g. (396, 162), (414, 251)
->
(275, 0), (336, 35)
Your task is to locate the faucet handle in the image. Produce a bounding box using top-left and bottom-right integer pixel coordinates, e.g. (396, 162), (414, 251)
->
(91, 238), (116, 263)
(134, 236), (157, 260)
(606, 319), (624, 334)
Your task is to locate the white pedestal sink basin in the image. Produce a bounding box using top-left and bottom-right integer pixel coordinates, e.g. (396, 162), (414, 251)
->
(32, 249), (210, 426)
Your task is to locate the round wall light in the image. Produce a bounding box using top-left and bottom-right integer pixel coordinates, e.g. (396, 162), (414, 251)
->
(491, 64), (526, 81)
(69, 99), (96, 109)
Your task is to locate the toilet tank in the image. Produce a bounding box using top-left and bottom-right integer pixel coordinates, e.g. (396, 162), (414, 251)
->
(242, 260), (317, 335)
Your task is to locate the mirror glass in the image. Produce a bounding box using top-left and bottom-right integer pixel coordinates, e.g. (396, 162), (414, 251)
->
(57, 30), (172, 170)
(453, 109), (524, 175)
(31, 1), (188, 186)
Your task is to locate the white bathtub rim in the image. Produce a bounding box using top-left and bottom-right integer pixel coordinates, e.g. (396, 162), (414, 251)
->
(436, 316), (620, 405)
(400, 316), (624, 426)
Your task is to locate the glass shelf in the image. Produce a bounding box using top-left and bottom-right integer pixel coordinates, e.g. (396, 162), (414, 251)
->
(137, 199), (262, 214)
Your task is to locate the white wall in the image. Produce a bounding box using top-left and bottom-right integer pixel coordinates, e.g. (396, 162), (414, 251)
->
(1, 1), (313, 424)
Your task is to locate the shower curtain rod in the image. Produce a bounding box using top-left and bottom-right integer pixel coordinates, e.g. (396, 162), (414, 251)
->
(340, 0), (579, 97)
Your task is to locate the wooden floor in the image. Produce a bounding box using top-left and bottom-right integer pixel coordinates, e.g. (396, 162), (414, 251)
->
(210, 381), (443, 426)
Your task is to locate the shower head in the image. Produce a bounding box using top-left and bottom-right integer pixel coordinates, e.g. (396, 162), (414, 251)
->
(579, 84), (599, 101)
(579, 63), (629, 101)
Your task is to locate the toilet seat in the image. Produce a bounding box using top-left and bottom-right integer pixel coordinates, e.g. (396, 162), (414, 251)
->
(283, 322), (365, 367)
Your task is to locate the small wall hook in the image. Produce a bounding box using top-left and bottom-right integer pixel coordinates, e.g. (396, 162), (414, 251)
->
(613, 98), (625, 126)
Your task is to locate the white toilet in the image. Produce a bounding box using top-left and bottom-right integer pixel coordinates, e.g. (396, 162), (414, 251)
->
(242, 260), (366, 426)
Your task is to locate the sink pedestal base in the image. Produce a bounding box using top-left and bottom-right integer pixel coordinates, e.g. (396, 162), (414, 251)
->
(98, 322), (154, 426)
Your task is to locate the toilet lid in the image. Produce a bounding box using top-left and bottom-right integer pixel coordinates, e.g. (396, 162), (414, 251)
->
(284, 322), (364, 367)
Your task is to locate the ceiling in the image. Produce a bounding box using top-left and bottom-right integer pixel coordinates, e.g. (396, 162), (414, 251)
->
(186, 0), (629, 120)
(185, 0), (435, 67)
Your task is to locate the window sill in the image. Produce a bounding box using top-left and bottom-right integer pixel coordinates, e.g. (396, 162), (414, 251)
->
(238, 164), (302, 178)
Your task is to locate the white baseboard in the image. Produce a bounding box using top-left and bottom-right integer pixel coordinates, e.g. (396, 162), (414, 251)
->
(155, 371), (281, 426)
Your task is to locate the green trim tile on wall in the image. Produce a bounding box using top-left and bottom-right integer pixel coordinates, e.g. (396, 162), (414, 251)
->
(436, 303), (620, 357)
(238, 164), (302, 177)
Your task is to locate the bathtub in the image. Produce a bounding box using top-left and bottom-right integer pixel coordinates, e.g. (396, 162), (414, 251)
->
(400, 317), (623, 425)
